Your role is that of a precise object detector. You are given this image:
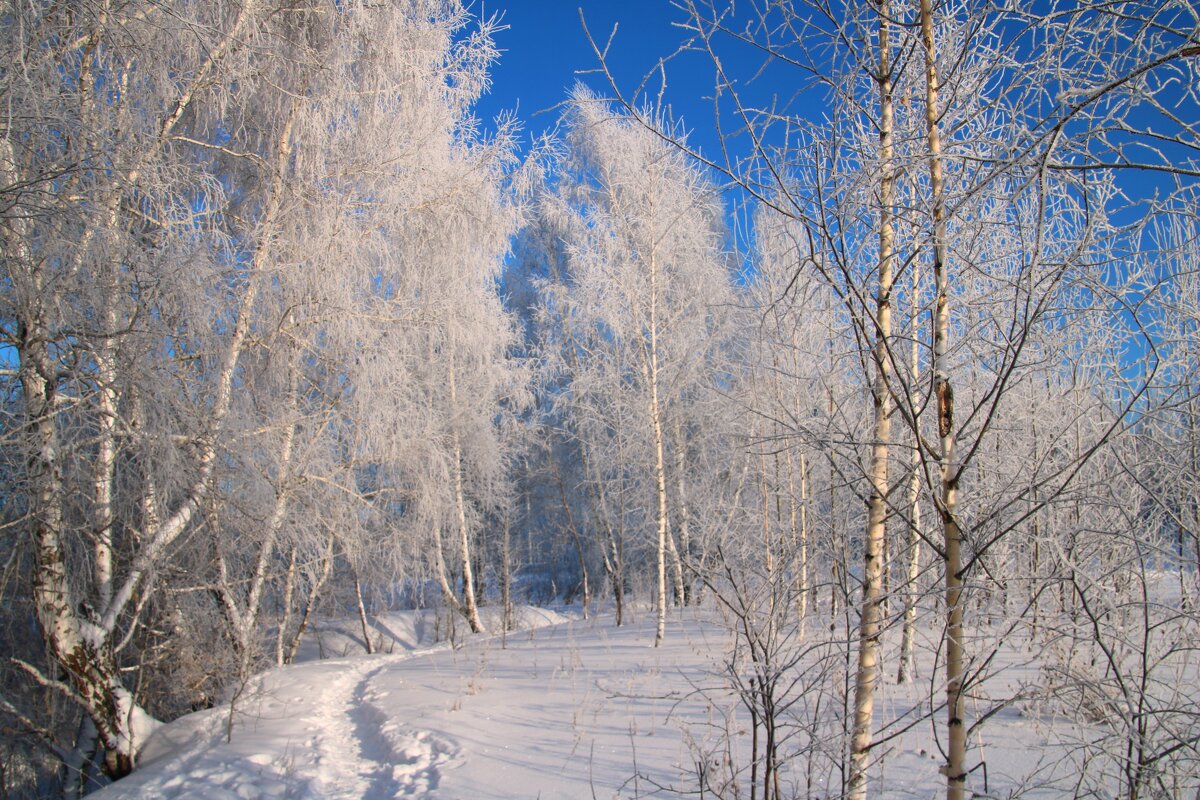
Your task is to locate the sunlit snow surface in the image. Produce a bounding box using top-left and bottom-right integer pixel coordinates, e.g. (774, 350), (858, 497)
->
(91, 605), (1097, 799)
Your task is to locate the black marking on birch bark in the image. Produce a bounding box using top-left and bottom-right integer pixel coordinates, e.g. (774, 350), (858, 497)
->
(937, 378), (954, 438)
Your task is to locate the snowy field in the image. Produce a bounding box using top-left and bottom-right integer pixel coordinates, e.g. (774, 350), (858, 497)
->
(81, 600), (1167, 800)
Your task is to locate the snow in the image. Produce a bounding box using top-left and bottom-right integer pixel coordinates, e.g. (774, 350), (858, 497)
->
(88, 603), (1173, 799)
(94, 607), (733, 799)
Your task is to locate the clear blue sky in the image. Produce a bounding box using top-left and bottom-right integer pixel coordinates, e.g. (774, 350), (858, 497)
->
(474, 0), (1196, 212)
(474, 0), (741, 158)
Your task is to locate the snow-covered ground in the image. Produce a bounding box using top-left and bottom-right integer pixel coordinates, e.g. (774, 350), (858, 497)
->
(89, 603), (1180, 799)
(94, 606), (738, 799)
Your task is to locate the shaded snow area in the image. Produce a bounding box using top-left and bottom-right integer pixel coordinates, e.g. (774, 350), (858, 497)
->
(91, 606), (1136, 799)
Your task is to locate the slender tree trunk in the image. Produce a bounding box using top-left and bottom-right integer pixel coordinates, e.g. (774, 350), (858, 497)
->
(432, 523), (468, 618)
(899, 261), (923, 684)
(447, 347), (485, 635)
(1029, 420), (1041, 638)
(755, 412), (779, 643)
(454, 457), (483, 631)
(501, 516), (514, 633)
(760, 433), (775, 590)
(789, 335), (810, 633)
(584, 442), (626, 626)
(214, 538), (270, 679)
(793, 451), (809, 637)
(919, 1), (967, 795)
(284, 534), (335, 665)
(216, 349), (300, 680)
(92, 299), (119, 614)
(673, 419), (694, 605)
(555, 463), (591, 619)
(354, 571), (375, 655)
(276, 546), (298, 667)
(645, 246), (671, 647)
(665, 520), (686, 608)
(827, 379), (841, 626)
(72, 14), (125, 623)
(848, 3), (896, 795)
(596, 445), (627, 626)
(881, 488), (892, 620)
(1187, 405), (1199, 606)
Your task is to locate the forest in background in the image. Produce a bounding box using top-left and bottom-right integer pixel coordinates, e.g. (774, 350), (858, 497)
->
(1, 0), (1197, 797)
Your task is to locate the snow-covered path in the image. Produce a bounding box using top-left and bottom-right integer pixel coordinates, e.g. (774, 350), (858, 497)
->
(92, 609), (731, 799)
(91, 654), (449, 800)
(304, 658), (453, 798)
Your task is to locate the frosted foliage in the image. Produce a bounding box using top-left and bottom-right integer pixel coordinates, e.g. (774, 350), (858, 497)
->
(3, 0), (1199, 795)
(547, 92), (735, 440)
(0, 0), (523, 784)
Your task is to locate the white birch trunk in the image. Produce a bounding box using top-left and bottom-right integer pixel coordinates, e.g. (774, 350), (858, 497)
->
(6, 133), (139, 777)
(284, 534), (335, 666)
(276, 546), (298, 668)
(791, 450), (809, 637)
(354, 573), (375, 655)
(647, 247), (671, 648)
(898, 261), (923, 684)
(673, 419), (693, 605)
(848, 4), (896, 795)
(448, 345), (485, 635)
(918, 1), (967, 795)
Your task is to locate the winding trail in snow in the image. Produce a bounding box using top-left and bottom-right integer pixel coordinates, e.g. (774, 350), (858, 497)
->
(89, 607), (575, 800)
(308, 658), (457, 799)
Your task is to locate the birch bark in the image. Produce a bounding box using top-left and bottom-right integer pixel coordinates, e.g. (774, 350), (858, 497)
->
(847, 3), (896, 795)
(917, 0), (967, 794)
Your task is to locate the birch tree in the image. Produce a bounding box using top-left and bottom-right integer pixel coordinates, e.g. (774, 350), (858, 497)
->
(548, 89), (735, 645)
(588, 0), (1186, 796)
(0, 0), (517, 782)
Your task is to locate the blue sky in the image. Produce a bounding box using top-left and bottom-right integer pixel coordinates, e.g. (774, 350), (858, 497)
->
(474, 1), (743, 158)
(472, 0), (1196, 235)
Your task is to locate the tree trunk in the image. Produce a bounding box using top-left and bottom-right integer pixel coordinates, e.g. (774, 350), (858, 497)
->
(555, 463), (591, 619)
(760, 434), (776, 619)
(454, 459), (484, 634)
(919, 0), (967, 795)
(665, 521), (687, 608)
(673, 419), (694, 605)
(645, 247), (671, 647)
(217, 399), (298, 679)
(276, 546), (298, 667)
(354, 572), (375, 655)
(584, 442), (626, 626)
(847, 3), (896, 795)
(501, 515), (515, 633)
(284, 534), (335, 665)
(92, 297), (119, 614)
(448, 348), (486, 635)
(432, 523), (468, 620)
(793, 451), (809, 637)
(898, 261), (923, 685)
